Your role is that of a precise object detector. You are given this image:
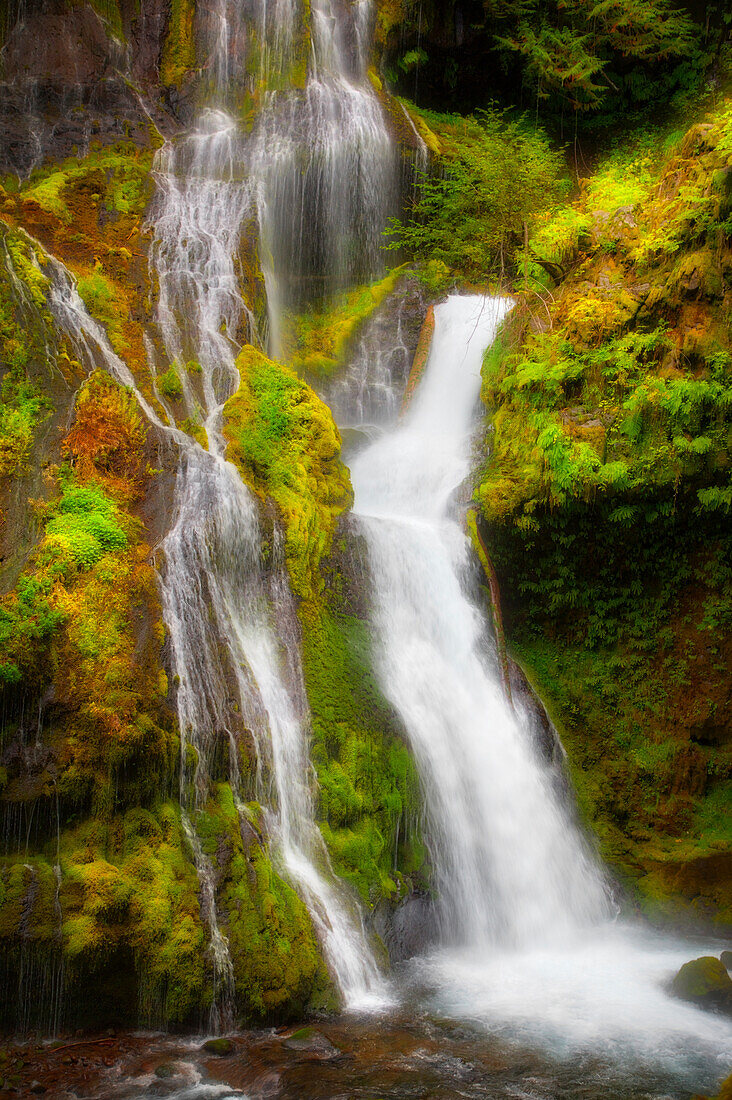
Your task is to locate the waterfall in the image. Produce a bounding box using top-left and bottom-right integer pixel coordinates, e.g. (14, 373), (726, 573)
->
(252, 0), (399, 320)
(39, 0), (395, 1005)
(350, 295), (611, 946)
(140, 0), (394, 1016)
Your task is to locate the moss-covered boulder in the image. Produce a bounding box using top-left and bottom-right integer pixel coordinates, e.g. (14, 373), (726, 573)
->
(671, 957), (732, 1012)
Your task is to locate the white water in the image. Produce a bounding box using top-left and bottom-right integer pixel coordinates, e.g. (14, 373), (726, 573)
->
(253, 0), (398, 322)
(141, 0), (391, 1014)
(35, 0), (391, 1005)
(347, 294), (732, 1080)
(351, 295), (610, 947)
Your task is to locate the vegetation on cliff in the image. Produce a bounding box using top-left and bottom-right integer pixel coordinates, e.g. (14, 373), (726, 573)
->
(224, 347), (426, 908)
(476, 97), (732, 924)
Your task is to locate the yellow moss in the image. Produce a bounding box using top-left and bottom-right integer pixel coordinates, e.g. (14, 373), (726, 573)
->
(161, 0), (196, 86)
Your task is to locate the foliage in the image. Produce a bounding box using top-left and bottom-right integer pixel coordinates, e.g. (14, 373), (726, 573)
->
(376, 0), (722, 136)
(391, 105), (566, 279)
(0, 802), (206, 1030)
(495, 0), (700, 123)
(63, 370), (146, 490)
(22, 145), (153, 223)
(158, 364), (184, 401)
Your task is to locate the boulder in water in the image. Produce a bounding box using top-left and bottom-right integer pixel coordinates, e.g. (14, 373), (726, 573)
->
(282, 1027), (340, 1058)
(672, 956), (732, 1012)
(201, 1038), (235, 1056)
(721, 950), (732, 970)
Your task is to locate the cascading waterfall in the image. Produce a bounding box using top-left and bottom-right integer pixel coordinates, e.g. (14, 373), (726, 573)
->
(252, 0), (399, 320)
(341, 295), (732, 1078)
(140, 0), (393, 1016)
(350, 295), (611, 947)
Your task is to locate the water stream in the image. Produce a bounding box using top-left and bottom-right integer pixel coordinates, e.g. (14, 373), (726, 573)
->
(142, 0), (393, 1017)
(351, 295), (610, 946)
(341, 294), (732, 1087)
(39, 0), (394, 1016)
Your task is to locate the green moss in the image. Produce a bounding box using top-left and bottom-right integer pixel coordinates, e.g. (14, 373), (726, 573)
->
(224, 345), (352, 599)
(672, 956), (732, 1000)
(44, 479), (128, 570)
(0, 228), (53, 482)
(87, 0), (124, 39)
(301, 603), (425, 905)
(195, 784), (332, 1018)
(281, 268), (405, 380)
(0, 800), (208, 1029)
(22, 145), (153, 224)
(77, 265), (128, 357)
(158, 365), (184, 401)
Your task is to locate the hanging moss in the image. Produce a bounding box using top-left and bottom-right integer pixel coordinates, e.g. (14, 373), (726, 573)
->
(0, 801), (208, 1031)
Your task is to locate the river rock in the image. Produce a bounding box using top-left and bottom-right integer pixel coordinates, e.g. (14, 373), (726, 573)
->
(721, 950), (732, 970)
(671, 956), (732, 1012)
(282, 1027), (340, 1058)
(201, 1038), (235, 1056)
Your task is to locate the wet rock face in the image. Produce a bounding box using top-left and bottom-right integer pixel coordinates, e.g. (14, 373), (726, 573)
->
(373, 894), (439, 964)
(2, 1), (125, 88)
(0, 0), (176, 174)
(0, 79), (156, 174)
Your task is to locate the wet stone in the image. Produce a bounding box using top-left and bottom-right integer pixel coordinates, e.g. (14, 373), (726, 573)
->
(282, 1027), (341, 1058)
(202, 1037), (235, 1056)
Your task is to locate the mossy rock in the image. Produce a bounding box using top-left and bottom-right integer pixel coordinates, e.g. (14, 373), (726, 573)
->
(282, 1027), (340, 1057)
(201, 1038), (235, 1056)
(671, 957), (732, 1012)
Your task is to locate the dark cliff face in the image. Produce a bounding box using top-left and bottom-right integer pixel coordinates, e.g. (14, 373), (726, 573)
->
(0, 0), (177, 175)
